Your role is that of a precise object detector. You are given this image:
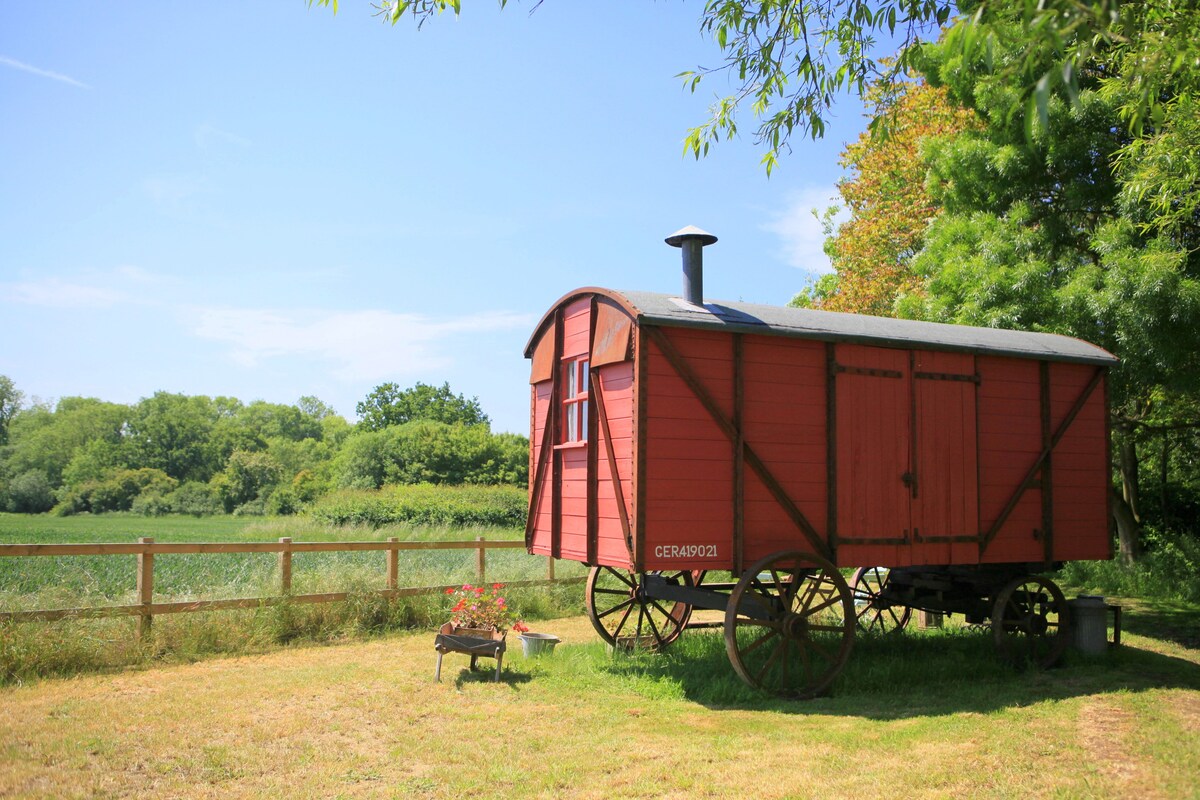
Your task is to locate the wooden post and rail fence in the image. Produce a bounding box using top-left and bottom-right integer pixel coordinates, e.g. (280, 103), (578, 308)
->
(0, 537), (575, 637)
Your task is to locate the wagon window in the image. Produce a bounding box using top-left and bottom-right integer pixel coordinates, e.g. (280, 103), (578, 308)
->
(562, 358), (589, 443)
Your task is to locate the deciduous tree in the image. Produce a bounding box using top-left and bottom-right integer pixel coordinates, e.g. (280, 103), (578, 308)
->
(792, 80), (977, 314)
(0, 375), (22, 446)
(356, 382), (489, 431)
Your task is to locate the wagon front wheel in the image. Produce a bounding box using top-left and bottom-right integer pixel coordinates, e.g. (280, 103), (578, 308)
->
(851, 566), (912, 634)
(585, 566), (694, 650)
(724, 551), (855, 699)
(991, 574), (1069, 668)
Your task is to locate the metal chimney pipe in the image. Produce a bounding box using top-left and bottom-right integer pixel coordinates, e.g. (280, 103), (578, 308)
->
(665, 225), (718, 306)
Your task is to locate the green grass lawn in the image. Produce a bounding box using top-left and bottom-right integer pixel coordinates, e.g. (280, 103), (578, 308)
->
(2, 608), (1197, 799)
(3, 512), (1198, 798)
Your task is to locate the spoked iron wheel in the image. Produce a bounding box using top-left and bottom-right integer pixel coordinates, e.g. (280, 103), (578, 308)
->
(851, 566), (912, 634)
(991, 574), (1070, 668)
(585, 566), (694, 650)
(724, 551), (855, 699)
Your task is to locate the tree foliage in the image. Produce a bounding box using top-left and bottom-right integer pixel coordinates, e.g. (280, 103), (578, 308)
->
(0, 380), (525, 517)
(0, 375), (22, 447)
(2, 397), (129, 488)
(355, 381), (489, 431)
(211, 450), (285, 513)
(334, 420), (526, 489)
(792, 80), (977, 313)
(314, 1), (1195, 172)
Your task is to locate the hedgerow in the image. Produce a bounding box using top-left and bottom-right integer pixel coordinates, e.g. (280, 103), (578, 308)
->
(307, 482), (527, 528)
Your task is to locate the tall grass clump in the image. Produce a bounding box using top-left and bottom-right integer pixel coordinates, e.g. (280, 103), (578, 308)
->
(0, 580), (583, 685)
(307, 483), (526, 528)
(1059, 527), (1200, 602)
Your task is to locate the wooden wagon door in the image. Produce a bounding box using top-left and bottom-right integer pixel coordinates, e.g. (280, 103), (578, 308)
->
(834, 345), (913, 565)
(834, 345), (980, 566)
(911, 351), (979, 564)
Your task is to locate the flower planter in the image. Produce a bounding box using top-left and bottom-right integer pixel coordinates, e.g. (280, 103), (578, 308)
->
(434, 622), (507, 682)
(518, 632), (561, 657)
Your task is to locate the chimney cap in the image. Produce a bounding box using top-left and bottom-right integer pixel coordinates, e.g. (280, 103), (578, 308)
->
(665, 225), (718, 248)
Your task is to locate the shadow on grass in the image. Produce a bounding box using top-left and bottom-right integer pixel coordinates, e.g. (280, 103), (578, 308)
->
(1117, 599), (1200, 650)
(595, 621), (1200, 719)
(448, 663), (534, 690)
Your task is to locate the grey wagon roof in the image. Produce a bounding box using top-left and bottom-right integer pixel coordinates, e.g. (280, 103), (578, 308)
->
(614, 290), (1117, 366)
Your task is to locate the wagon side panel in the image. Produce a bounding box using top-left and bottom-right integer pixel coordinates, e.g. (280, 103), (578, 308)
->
(640, 326), (735, 571)
(528, 380), (554, 557)
(740, 335), (828, 564)
(977, 356), (1046, 563)
(593, 359), (637, 567)
(1049, 364), (1111, 561)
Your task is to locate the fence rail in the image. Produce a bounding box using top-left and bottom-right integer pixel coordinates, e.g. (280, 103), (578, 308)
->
(0, 537), (580, 634)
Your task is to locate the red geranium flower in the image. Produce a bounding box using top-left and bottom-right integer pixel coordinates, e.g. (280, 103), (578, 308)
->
(443, 581), (521, 633)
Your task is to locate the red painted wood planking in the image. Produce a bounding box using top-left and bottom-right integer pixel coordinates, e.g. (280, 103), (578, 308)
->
(525, 288), (1114, 574)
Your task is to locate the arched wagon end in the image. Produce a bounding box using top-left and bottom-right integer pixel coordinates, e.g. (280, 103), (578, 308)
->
(525, 289), (642, 571)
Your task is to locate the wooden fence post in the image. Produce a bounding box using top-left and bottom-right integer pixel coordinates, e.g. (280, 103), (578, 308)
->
(387, 537), (399, 591)
(278, 537), (292, 594)
(476, 536), (486, 583)
(137, 537), (154, 639)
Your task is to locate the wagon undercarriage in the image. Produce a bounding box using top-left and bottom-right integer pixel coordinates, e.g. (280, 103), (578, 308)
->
(585, 554), (1071, 699)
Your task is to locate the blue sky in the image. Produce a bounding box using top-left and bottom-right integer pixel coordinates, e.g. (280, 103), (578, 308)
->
(1, 2), (872, 434)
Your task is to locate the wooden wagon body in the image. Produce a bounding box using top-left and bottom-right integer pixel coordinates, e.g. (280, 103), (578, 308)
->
(523, 234), (1115, 697)
(524, 287), (1115, 576)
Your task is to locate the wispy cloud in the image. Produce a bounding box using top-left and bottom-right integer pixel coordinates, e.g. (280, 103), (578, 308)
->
(0, 55), (89, 89)
(3, 277), (127, 309)
(1, 266), (173, 310)
(142, 174), (209, 207)
(193, 307), (534, 381)
(762, 186), (848, 274)
(195, 124), (251, 152)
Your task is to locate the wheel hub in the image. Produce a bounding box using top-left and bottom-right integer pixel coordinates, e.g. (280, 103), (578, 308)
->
(782, 612), (809, 640)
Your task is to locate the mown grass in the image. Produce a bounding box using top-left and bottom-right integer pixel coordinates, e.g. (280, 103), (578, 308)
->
(5, 512), (1199, 797)
(0, 512), (585, 684)
(2, 606), (1197, 799)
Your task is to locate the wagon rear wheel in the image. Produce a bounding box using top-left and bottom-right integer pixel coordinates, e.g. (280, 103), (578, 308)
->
(724, 551), (855, 699)
(991, 574), (1070, 668)
(851, 566), (912, 634)
(585, 566), (694, 650)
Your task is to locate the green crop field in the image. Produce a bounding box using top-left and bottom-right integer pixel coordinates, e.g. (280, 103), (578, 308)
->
(0, 512), (586, 683)
(0, 512), (560, 612)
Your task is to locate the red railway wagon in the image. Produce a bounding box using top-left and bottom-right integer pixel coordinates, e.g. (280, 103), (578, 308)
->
(524, 228), (1116, 697)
